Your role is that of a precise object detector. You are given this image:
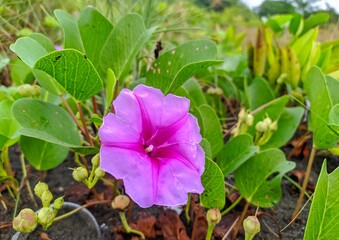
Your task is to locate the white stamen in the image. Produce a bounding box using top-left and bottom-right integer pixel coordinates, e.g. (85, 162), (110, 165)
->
(145, 145), (154, 154)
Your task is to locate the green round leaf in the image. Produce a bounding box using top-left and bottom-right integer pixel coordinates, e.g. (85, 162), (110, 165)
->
(20, 136), (68, 170)
(12, 99), (81, 147)
(34, 49), (103, 101)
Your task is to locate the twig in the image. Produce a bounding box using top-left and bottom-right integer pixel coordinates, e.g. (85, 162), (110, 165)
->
(291, 145), (316, 219)
(232, 200), (250, 239)
(222, 217), (239, 240)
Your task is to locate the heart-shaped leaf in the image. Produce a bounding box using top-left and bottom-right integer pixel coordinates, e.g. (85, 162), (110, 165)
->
(34, 49), (103, 101)
(101, 14), (155, 82)
(304, 160), (339, 239)
(12, 99), (81, 147)
(20, 135), (68, 170)
(216, 134), (258, 176)
(235, 148), (295, 208)
(146, 40), (222, 94)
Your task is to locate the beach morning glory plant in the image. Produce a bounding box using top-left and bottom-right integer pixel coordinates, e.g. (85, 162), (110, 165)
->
(99, 84), (205, 208)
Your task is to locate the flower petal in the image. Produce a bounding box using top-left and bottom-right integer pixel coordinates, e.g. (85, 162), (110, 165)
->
(100, 146), (145, 179)
(98, 113), (140, 145)
(113, 88), (142, 134)
(123, 156), (156, 208)
(160, 93), (190, 127)
(154, 157), (204, 206)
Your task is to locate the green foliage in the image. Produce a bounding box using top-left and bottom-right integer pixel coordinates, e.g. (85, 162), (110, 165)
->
(12, 99), (81, 147)
(193, 104), (223, 158)
(146, 40), (221, 94)
(235, 148), (295, 208)
(34, 49), (103, 101)
(20, 136), (68, 170)
(200, 139), (225, 210)
(216, 134), (258, 176)
(304, 160), (339, 239)
(304, 66), (339, 149)
(101, 13), (155, 82)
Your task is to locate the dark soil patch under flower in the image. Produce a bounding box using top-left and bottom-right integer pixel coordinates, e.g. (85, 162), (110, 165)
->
(1, 145), (338, 240)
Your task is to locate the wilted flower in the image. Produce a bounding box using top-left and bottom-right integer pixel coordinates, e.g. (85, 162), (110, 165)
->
(99, 85), (205, 208)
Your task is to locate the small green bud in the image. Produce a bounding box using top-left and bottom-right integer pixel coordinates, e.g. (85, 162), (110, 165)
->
(32, 85), (41, 96)
(41, 190), (53, 207)
(263, 117), (272, 126)
(238, 108), (246, 121)
(246, 114), (254, 126)
(112, 195), (131, 211)
(207, 87), (216, 95)
(95, 168), (105, 178)
(53, 196), (64, 210)
(38, 207), (55, 229)
(243, 216), (260, 240)
(269, 121), (278, 131)
(18, 84), (34, 97)
(91, 154), (100, 166)
(34, 181), (49, 198)
(72, 167), (88, 182)
(206, 208), (221, 225)
(12, 208), (38, 233)
(255, 121), (267, 133)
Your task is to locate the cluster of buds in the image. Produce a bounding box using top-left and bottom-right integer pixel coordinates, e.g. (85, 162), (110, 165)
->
(12, 182), (64, 232)
(254, 116), (278, 146)
(243, 215), (260, 240)
(232, 108), (254, 136)
(72, 154), (105, 189)
(18, 84), (41, 97)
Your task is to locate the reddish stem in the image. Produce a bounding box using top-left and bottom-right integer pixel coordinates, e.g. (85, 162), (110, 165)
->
(60, 95), (85, 134)
(77, 102), (94, 146)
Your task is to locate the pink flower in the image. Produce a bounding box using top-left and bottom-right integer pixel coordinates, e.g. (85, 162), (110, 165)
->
(99, 85), (205, 208)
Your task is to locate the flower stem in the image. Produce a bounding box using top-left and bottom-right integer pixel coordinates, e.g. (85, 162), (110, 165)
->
(232, 200), (250, 239)
(206, 222), (215, 240)
(291, 145), (316, 219)
(54, 200), (110, 222)
(92, 96), (98, 115)
(221, 196), (243, 216)
(119, 211), (145, 239)
(185, 194), (191, 223)
(77, 102), (94, 146)
(60, 95), (85, 134)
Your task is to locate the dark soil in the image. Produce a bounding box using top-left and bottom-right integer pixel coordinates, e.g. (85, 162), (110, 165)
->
(1, 144), (338, 240)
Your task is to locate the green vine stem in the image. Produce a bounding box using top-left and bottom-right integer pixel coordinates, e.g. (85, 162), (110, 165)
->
(291, 145), (316, 219)
(119, 211), (145, 239)
(185, 193), (191, 223)
(206, 222), (215, 240)
(221, 196), (243, 216)
(54, 200), (110, 222)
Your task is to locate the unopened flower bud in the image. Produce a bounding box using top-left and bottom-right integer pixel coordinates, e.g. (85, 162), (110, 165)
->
(32, 85), (41, 96)
(34, 181), (49, 198)
(214, 87), (223, 95)
(245, 114), (254, 126)
(238, 109), (246, 121)
(112, 195), (131, 211)
(91, 154), (100, 166)
(41, 190), (53, 207)
(243, 216), (260, 240)
(53, 196), (64, 210)
(255, 121), (267, 133)
(38, 207), (55, 229)
(206, 208), (221, 224)
(207, 87), (216, 95)
(263, 117), (272, 126)
(18, 84), (34, 97)
(269, 121), (278, 131)
(95, 168), (105, 178)
(12, 208), (38, 233)
(72, 167), (88, 182)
